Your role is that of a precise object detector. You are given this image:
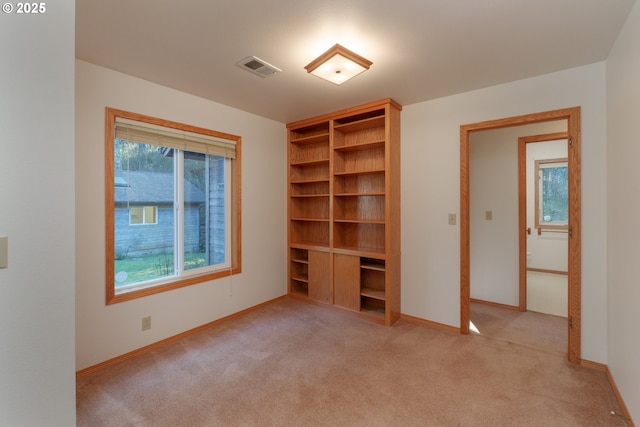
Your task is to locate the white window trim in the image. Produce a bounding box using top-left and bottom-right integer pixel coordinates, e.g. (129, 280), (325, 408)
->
(129, 206), (158, 226)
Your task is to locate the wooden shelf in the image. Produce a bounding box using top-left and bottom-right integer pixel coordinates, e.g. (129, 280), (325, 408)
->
(334, 115), (385, 133)
(290, 158), (330, 167)
(360, 299), (386, 317)
(290, 132), (330, 145)
(291, 180), (329, 198)
(287, 99), (401, 325)
(334, 219), (385, 224)
(291, 193), (330, 198)
(291, 178), (329, 184)
(361, 261), (385, 271)
(291, 275), (309, 283)
(333, 169), (385, 177)
(361, 287), (385, 300)
(334, 173), (385, 195)
(290, 286), (309, 297)
(334, 192), (385, 197)
(332, 246), (385, 259)
(290, 241), (330, 252)
(334, 140), (385, 152)
(361, 308), (385, 318)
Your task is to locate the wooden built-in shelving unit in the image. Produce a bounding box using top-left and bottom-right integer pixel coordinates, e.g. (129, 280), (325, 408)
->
(287, 99), (401, 326)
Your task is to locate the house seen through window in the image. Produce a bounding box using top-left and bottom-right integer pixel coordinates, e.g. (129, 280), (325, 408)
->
(106, 108), (241, 304)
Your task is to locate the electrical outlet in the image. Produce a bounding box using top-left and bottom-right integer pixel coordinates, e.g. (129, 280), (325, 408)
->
(142, 316), (151, 331)
(448, 213), (456, 225)
(0, 236), (7, 269)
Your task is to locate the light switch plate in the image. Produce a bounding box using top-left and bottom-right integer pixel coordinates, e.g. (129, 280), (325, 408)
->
(0, 236), (7, 269)
(448, 213), (456, 225)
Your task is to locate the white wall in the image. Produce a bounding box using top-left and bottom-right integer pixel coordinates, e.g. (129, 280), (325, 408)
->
(469, 127), (519, 305)
(606, 0), (640, 420)
(468, 123), (565, 307)
(402, 62), (608, 363)
(0, 2), (77, 425)
(527, 272), (567, 317)
(75, 60), (287, 370)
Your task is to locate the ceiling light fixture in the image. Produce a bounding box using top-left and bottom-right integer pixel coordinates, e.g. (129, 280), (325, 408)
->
(304, 43), (372, 85)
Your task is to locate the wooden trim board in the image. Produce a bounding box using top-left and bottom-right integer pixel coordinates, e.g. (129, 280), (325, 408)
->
(470, 298), (520, 311)
(581, 360), (635, 426)
(605, 366), (636, 426)
(400, 313), (461, 334)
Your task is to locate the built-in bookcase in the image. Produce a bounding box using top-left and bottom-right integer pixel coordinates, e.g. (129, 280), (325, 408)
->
(289, 122), (330, 249)
(287, 99), (401, 326)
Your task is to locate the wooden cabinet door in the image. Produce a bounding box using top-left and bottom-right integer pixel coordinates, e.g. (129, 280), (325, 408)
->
(308, 251), (330, 303)
(333, 254), (360, 311)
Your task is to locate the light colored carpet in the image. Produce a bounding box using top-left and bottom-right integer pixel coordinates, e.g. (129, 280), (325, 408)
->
(470, 302), (567, 355)
(77, 298), (627, 426)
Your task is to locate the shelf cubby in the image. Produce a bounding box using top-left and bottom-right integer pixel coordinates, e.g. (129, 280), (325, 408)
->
(290, 220), (329, 248)
(290, 140), (329, 165)
(289, 248), (309, 297)
(333, 194), (384, 223)
(361, 258), (386, 302)
(290, 195), (329, 220)
(334, 173), (385, 195)
(333, 145), (385, 175)
(361, 297), (385, 317)
(290, 162), (329, 183)
(290, 248), (309, 263)
(291, 180), (330, 197)
(334, 110), (385, 129)
(333, 222), (385, 254)
(289, 122), (329, 143)
(290, 280), (309, 296)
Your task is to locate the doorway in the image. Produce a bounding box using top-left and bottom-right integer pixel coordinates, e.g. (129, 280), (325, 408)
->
(460, 107), (581, 364)
(520, 132), (569, 318)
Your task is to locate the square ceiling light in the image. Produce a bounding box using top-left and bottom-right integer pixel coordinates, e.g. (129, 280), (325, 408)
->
(304, 44), (372, 85)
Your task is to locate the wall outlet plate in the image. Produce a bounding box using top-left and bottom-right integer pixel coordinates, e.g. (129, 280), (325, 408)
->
(142, 316), (151, 331)
(0, 236), (7, 269)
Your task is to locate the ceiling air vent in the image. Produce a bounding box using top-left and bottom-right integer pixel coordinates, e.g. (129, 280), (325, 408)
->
(237, 56), (282, 78)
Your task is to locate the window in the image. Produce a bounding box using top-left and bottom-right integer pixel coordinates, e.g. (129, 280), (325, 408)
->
(106, 108), (241, 304)
(129, 206), (157, 225)
(535, 158), (568, 229)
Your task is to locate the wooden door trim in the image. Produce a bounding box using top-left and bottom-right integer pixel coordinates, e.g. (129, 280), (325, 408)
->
(518, 132), (569, 312)
(460, 107), (581, 364)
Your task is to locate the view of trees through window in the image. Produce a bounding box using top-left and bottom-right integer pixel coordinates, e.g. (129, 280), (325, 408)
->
(539, 162), (568, 225)
(114, 140), (226, 288)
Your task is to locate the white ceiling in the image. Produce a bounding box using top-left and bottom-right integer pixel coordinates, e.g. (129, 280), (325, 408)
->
(76, 0), (635, 124)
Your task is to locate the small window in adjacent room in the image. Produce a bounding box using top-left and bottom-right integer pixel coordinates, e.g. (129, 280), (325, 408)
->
(129, 206), (157, 225)
(105, 108), (242, 304)
(535, 158), (568, 230)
